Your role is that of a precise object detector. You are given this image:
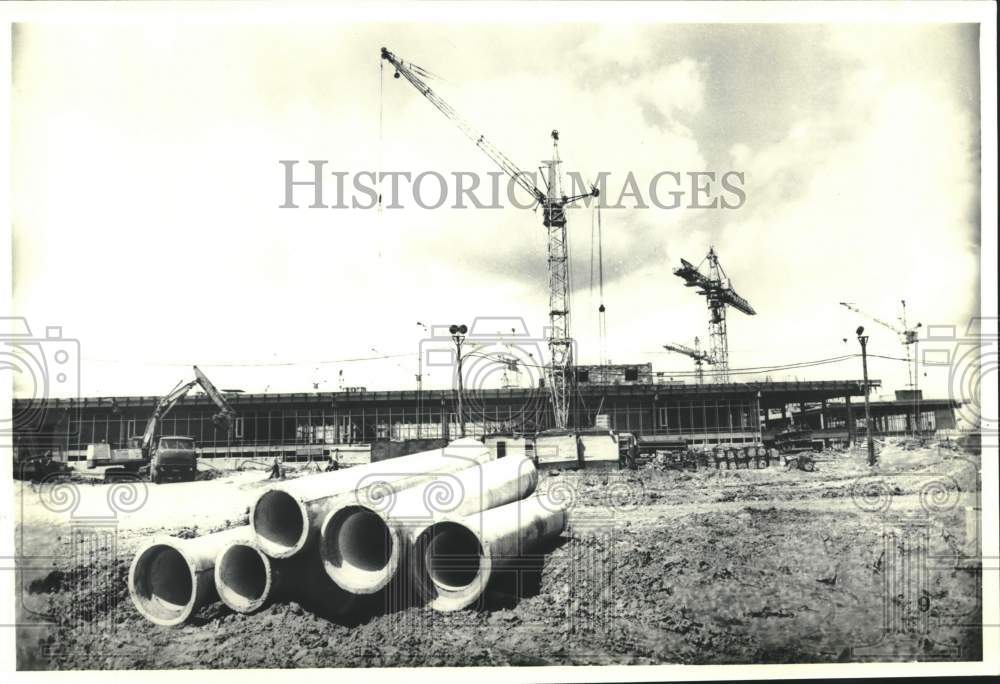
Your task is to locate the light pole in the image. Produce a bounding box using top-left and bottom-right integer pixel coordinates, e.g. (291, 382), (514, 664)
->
(450, 324), (468, 438)
(416, 322), (429, 438)
(857, 326), (876, 467)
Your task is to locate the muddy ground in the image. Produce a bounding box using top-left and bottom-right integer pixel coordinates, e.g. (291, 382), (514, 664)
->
(15, 442), (983, 668)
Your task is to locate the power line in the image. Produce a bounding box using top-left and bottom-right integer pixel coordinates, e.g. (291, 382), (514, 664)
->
(82, 349), (912, 377)
(83, 352), (416, 368)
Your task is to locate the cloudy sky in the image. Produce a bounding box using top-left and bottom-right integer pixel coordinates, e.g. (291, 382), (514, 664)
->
(11, 21), (982, 400)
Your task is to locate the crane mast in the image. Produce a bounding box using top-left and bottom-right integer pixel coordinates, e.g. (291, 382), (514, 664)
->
(380, 47), (597, 429)
(674, 246), (756, 382)
(542, 131), (573, 428)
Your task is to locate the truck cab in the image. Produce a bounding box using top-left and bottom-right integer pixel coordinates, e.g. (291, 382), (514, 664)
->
(150, 435), (197, 483)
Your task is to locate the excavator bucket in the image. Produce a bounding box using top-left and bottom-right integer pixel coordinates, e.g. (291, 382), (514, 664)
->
(211, 413), (232, 433)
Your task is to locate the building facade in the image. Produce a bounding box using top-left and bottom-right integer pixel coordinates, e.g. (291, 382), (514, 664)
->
(12, 378), (930, 462)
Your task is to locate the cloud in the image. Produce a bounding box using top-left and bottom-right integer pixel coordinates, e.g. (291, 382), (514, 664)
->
(11, 23), (980, 397)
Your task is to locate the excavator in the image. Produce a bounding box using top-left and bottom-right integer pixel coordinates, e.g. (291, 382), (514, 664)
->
(89, 366), (236, 483)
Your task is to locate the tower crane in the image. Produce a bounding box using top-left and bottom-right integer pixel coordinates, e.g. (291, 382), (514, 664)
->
(662, 337), (714, 384)
(839, 300), (922, 389)
(380, 47), (599, 430)
(673, 247), (756, 382)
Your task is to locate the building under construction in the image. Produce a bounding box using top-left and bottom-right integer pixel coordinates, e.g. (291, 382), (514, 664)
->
(12, 375), (960, 465)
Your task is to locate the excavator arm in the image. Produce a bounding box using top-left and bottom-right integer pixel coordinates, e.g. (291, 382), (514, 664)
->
(139, 366), (237, 453)
(140, 380), (197, 452)
(193, 365), (237, 433)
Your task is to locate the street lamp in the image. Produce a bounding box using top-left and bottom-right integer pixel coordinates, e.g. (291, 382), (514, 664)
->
(450, 324), (468, 438)
(856, 325), (876, 466)
(416, 322), (430, 438)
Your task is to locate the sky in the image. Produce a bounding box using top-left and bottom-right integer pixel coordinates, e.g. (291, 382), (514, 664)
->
(10, 21), (983, 402)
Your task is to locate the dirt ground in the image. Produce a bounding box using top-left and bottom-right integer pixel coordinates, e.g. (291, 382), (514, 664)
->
(14, 442), (983, 669)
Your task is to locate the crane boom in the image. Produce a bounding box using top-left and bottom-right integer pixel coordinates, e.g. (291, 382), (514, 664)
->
(662, 342), (711, 361)
(380, 48), (542, 202)
(381, 46), (598, 430)
(839, 300), (922, 395)
(663, 337), (713, 384)
(839, 302), (903, 335)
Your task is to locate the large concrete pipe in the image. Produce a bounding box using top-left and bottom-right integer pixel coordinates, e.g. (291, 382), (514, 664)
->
(214, 541), (358, 618)
(250, 438), (493, 559)
(319, 454), (537, 594)
(411, 492), (567, 612)
(128, 525), (251, 626)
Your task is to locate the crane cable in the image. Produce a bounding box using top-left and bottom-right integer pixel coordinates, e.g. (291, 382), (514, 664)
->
(589, 203), (609, 367)
(378, 57), (384, 215)
(596, 204), (607, 366)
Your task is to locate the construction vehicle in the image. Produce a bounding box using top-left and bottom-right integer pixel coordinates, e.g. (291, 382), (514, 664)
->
(674, 247), (756, 382)
(89, 366), (236, 483)
(380, 47), (598, 430)
(12, 448), (72, 481)
(662, 337), (714, 384)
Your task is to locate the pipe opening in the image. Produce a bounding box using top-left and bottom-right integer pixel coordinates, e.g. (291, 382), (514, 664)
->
(424, 521), (483, 589)
(253, 490), (305, 556)
(131, 545), (194, 623)
(217, 545), (269, 612)
(335, 507), (392, 572)
(320, 505), (397, 593)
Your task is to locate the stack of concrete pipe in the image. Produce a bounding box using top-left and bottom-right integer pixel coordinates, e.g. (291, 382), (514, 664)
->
(128, 438), (567, 625)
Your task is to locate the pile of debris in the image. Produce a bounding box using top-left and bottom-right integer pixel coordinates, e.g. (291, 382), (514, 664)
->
(126, 438), (565, 625)
(644, 445), (779, 472)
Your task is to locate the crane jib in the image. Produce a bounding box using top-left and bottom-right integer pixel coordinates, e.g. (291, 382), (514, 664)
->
(380, 45), (599, 430)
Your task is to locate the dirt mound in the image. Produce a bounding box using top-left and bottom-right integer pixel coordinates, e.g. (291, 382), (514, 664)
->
(21, 445), (981, 669)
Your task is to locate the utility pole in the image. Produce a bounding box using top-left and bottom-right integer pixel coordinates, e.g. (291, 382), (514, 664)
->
(450, 324), (468, 438)
(416, 321), (429, 439)
(857, 326), (876, 466)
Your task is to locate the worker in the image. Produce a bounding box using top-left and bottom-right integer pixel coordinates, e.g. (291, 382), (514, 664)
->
(325, 458), (340, 472)
(267, 456), (284, 480)
(627, 439), (638, 470)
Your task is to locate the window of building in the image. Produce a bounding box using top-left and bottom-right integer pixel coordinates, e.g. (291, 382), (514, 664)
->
(658, 407), (669, 428)
(624, 368), (639, 382)
(576, 369), (590, 383)
(233, 417), (244, 439)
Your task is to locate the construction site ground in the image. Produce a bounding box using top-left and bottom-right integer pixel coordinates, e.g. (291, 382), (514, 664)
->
(15, 442), (983, 669)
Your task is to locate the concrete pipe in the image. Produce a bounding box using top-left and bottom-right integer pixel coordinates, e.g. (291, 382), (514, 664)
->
(319, 454), (537, 594)
(251, 438), (493, 559)
(128, 525), (251, 626)
(214, 542), (357, 617)
(411, 492), (567, 612)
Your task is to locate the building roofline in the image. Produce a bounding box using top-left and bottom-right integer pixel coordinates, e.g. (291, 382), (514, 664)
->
(13, 379), (879, 409)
